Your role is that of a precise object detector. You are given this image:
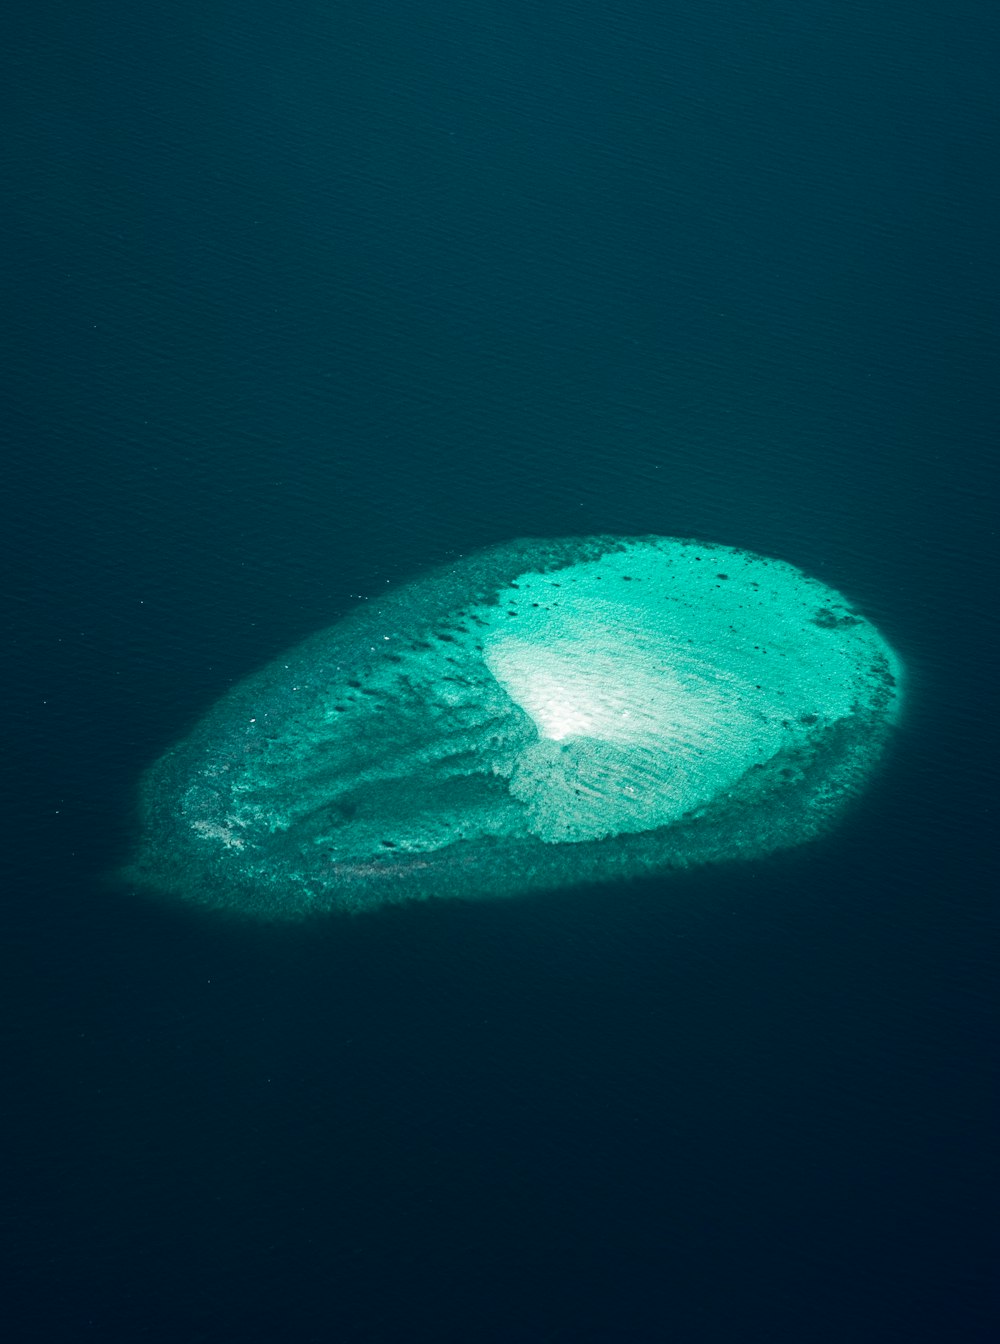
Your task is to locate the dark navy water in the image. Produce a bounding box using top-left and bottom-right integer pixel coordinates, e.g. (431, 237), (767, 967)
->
(4, 2), (997, 1339)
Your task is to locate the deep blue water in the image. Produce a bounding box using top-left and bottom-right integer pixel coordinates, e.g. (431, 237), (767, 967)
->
(3, 1), (997, 1339)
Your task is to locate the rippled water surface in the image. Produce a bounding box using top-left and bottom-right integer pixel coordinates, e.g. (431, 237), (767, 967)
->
(4, 0), (997, 1339)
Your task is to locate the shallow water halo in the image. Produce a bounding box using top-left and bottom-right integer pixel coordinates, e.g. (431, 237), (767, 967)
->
(126, 535), (904, 919)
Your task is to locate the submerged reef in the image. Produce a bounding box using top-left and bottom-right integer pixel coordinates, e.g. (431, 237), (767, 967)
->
(127, 536), (902, 918)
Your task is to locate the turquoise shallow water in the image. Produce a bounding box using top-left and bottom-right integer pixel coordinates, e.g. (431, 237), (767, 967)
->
(131, 536), (902, 916)
(3, 0), (997, 1339)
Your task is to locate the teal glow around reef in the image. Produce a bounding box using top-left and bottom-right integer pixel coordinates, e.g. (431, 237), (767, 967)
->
(127, 536), (903, 918)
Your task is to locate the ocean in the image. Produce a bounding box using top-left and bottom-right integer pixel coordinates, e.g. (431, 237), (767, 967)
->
(3, 0), (997, 1339)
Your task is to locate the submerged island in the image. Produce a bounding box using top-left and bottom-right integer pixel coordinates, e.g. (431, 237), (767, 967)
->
(126, 536), (903, 918)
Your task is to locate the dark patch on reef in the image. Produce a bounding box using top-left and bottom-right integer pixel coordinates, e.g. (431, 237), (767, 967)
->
(812, 607), (861, 629)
